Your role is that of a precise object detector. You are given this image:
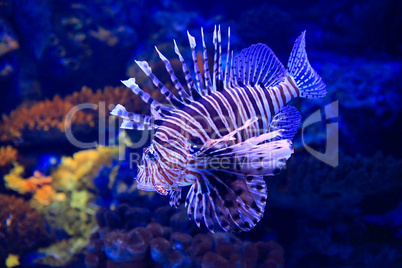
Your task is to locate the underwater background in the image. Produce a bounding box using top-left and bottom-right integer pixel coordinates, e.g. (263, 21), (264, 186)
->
(0, 0), (401, 267)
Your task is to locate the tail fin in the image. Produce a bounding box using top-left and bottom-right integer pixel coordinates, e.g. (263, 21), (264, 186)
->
(288, 31), (326, 99)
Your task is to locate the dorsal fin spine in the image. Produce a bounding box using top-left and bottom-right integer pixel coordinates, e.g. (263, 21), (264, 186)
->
(239, 50), (244, 85)
(173, 39), (195, 100)
(120, 78), (170, 117)
(229, 51), (234, 86)
(224, 27), (231, 89)
(244, 45), (253, 85)
(110, 104), (156, 130)
(218, 25), (223, 84)
(135, 60), (184, 108)
(187, 31), (206, 96)
(212, 25), (218, 91)
(154, 46), (192, 104)
(201, 28), (213, 94)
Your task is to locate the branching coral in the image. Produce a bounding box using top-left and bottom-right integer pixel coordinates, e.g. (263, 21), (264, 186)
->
(52, 146), (119, 191)
(4, 164), (64, 206)
(0, 85), (163, 145)
(0, 194), (51, 266)
(0, 146), (127, 266)
(5, 167), (51, 194)
(0, 93), (82, 143)
(30, 146), (121, 266)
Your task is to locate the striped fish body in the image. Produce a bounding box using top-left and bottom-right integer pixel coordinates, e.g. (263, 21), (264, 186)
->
(176, 76), (300, 142)
(152, 76), (299, 183)
(111, 26), (326, 232)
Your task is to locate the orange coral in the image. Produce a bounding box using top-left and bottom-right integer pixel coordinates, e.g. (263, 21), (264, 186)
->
(52, 146), (118, 191)
(33, 185), (66, 206)
(0, 85), (164, 143)
(3, 167), (63, 205)
(5, 170), (52, 193)
(0, 145), (18, 166)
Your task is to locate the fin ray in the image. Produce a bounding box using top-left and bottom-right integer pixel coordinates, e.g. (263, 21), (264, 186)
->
(173, 39), (196, 99)
(201, 28), (213, 93)
(223, 27), (231, 89)
(187, 31), (207, 96)
(120, 78), (171, 117)
(169, 188), (182, 208)
(135, 60), (185, 108)
(154, 46), (192, 104)
(185, 169), (267, 232)
(288, 31), (326, 98)
(234, 43), (286, 88)
(111, 104), (154, 127)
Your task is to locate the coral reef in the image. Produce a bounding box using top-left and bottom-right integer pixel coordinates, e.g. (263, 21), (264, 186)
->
(1, 146), (124, 266)
(92, 153), (141, 208)
(85, 204), (285, 268)
(0, 85), (162, 145)
(28, 146), (120, 266)
(0, 145), (18, 194)
(0, 194), (51, 266)
(5, 254), (20, 268)
(51, 146), (118, 191)
(4, 165), (64, 206)
(0, 94), (88, 143)
(1, 145), (145, 267)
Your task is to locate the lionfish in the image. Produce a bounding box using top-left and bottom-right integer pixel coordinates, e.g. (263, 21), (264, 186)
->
(111, 26), (326, 233)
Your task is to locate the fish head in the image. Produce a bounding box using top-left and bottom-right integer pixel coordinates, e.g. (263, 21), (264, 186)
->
(135, 143), (166, 194)
(136, 142), (184, 195)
